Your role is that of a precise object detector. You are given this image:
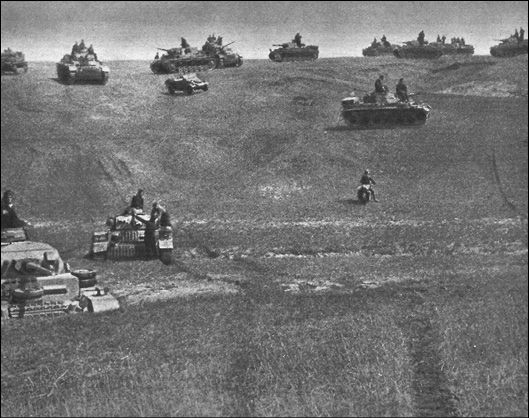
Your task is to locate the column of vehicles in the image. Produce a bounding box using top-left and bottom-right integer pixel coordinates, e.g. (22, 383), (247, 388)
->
(2, 27), (526, 319)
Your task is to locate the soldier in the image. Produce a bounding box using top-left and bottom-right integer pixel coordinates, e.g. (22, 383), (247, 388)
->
(375, 75), (386, 93)
(154, 52), (159, 60)
(372, 37), (378, 47)
(71, 41), (79, 55)
(133, 201), (170, 257)
(460, 37), (465, 45)
(294, 32), (302, 47)
(396, 78), (408, 102)
(514, 28), (519, 40)
(87, 44), (95, 54)
(519, 28), (525, 42)
(79, 39), (86, 51)
(216, 35), (223, 46)
(441, 35), (446, 44)
(437, 34), (441, 43)
(381, 35), (390, 47)
(418, 30), (425, 45)
(359, 170), (377, 202)
(1, 190), (31, 229)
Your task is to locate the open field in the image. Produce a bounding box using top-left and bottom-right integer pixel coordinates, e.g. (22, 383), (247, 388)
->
(1, 55), (528, 416)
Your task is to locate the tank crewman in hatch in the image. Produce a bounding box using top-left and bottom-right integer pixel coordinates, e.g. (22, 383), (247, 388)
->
(294, 32), (302, 47)
(71, 41), (79, 55)
(1, 190), (31, 229)
(396, 78), (408, 102)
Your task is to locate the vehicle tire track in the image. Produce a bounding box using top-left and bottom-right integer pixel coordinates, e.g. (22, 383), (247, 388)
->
(398, 291), (459, 417)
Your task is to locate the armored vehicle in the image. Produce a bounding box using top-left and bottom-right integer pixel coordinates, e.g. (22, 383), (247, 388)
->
(362, 36), (397, 57)
(90, 212), (173, 265)
(490, 35), (528, 57)
(165, 73), (208, 95)
(393, 40), (443, 59)
(269, 42), (319, 62)
(1, 227), (119, 319)
(341, 92), (431, 128)
(56, 44), (109, 84)
(433, 42), (474, 55)
(1, 48), (28, 74)
(201, 40), (243, 68)
(150, 46), (216, 74)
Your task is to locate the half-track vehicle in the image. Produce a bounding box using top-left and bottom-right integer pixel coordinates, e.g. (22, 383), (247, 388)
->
(90, 212), (173, 265)
(201, 40), (243, 68)
(490, 35), (528, 57)
(56, 43), (109, 84)
(150, 46), (216, 74)
(1, 48), (28, 74)
(165, 73), (208, 95)
(269, 42), (319, 62)
(341, 91), (431, 128)
(1, 227), (119, 319)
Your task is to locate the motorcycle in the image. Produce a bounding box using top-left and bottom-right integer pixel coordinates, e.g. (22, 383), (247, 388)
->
(357, 184), (372, 204)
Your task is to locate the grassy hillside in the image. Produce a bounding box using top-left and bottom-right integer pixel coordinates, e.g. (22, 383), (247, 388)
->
(1, 55), (528, 417)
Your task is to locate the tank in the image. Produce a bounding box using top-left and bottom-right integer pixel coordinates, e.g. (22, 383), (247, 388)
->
(431, 42), (474, 55)
(362, 37), (397, 57)
(150, 46), (216, 74)
(393, 40), (443, 59)
(1, 227), (119, 319)
(269, 42), (319, 62)
(56, 44), (109, 85)
(490, 35), (528, 57)
(201, 40), (243, 68)
(341, 92), (431, 128)
(165, 73), (209, 95)
(90, 212), (173, 265)
(1, 48), (28, 74)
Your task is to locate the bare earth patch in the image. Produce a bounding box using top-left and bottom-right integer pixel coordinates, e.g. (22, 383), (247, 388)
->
(438, 81), (522, 97)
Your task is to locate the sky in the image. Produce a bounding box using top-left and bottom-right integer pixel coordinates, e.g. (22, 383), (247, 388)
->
(1, 1), (528, 61)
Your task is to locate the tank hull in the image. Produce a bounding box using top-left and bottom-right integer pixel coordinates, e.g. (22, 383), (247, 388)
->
(362, 46), (396, 57)
(341, 98), (431, 128)
(56, 62), (109, 85)
(269, 46), (319, 62)
(393, 46), (443, 59)
(490, 40), (528, 57)
(1, 51), (28, 74)
(150, 56), (216, 74)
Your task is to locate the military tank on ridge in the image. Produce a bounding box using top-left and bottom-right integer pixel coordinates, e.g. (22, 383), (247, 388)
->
(269, 32), (319, 62)
(393, 31), (443, 59)
(490, 29), (528, 57)
(150, 37), (217, 74)
(432, 36), (474, 55)
(362, 35), (397, 57)
(341, 90), (431, 128)
(56, 40), (109, 84)
(201, 34), (243, 68)
(1, 48), (28, 74)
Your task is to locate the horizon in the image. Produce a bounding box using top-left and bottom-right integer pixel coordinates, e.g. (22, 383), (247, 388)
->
(1, 1), (528, 60)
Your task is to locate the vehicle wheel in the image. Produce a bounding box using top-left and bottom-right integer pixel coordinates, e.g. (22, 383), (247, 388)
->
(235, 57), (242, 67)
(159, 249), (172, 265)
(101, 73), (109, 85)
(71, 269), (97, 280)
(357, 188), (369, 204)
(79, 277), (98, 288)
(274, 52), (283, 62)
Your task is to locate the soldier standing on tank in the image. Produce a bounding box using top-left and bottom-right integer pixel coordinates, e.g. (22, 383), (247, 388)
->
(1, 190), (31, 229)
(216, 36), (223, 46)
(71, 41), (79, 55)
(154, 52), (159, 60)
(418, 30), (425, 45)
(79, 39), (86, 52)
(436, 34), (441, 43)
(396, 78), (408, 102)
(294, 32), (302, 47)
(441, 35), (446, 44)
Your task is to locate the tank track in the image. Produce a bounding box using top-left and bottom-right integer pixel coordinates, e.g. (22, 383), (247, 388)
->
(342, 108), (428, 127)
(7, 301), (68, 318)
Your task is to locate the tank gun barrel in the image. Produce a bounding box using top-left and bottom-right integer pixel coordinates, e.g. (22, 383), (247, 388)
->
(156, 47), (170, 51)
(24, 262), (55, 276)
(220, 41), (236, 49)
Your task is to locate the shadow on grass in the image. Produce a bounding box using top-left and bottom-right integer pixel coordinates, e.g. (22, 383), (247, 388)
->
(50, 77), (107, 86)
(336, 198), (368, 206)
(326, 124), (425, 132)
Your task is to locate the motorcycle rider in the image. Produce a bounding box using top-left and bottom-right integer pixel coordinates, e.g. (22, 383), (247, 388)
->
(359, 169), (378, 202)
